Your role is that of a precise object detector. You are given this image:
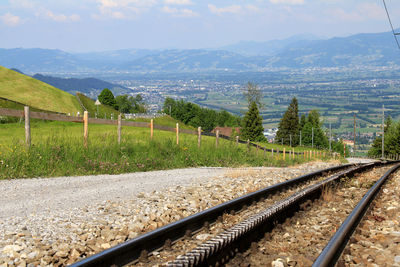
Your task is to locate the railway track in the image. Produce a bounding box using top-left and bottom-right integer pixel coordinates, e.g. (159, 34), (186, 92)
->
(70, 161), (399, 267)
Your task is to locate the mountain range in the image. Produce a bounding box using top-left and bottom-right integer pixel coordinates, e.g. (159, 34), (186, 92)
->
(1, 30), (400, 73)
(32, 74), (130, 97)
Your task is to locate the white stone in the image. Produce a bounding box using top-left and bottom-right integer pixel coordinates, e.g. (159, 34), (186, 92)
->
(271, 259), (285, 267)
(3, 245), (23, 255)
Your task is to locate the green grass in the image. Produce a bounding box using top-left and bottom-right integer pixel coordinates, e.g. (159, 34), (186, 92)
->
(0, 66), (82, 114)
(76, 93), (120, 119)
(0, 121), (331, 179)
(129, 115), (195, 130)
(0, 97), (64, 123)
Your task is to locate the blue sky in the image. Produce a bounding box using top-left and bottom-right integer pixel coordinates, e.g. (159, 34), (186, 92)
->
(1, 0), (400, 52)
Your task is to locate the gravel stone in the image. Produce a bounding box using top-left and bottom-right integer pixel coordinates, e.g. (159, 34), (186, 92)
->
(341, 170), (400, 267)
(0, 162), (339, 265)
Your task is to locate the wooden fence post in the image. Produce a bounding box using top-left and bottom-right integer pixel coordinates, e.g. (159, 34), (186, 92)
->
(236, 136), (239, 146)
(272, 148), (274, 158)
(283, 148), (286, 160)
(292, 148), (295, 160)
(198, 127), (201, 148)
(247, 139), (250, 152)
(118, 114), (122, 144)
(176, 123), (179, 145)
(24, 106), (30, 147)
(216, 130), (219, 148)
(150, 119), (154, 140)
(310, 150), (312, 159)
(264, 147), (266, 158)
(84, 111), (88, 147)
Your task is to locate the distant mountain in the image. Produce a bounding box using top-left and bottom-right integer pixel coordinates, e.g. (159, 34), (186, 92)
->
(120, 49), (260, 72)
(220, 34), (320, 56)
(32, 74), (131, 98)
(74, 49), (156, 63)
(0, 48), (82, 72)
(268, 31), (400, 67)
(1, 30), (400, 73)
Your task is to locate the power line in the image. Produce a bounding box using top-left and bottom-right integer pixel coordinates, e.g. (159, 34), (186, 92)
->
(382, 0), (400, 49)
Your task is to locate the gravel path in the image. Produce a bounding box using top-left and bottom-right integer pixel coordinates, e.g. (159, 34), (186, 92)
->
(0, 168), (228, 219)
(0, 162), (340, 266)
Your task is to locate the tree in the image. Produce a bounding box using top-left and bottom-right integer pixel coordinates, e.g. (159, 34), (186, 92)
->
(241, 101), (265, 142)
(98, 88), (117, 109)
(368, 117), (400, 157)
(276, 97), (300, 146)
(115, 94), (147, 113)
(300, 114), (306, 129)
(300, 110), (328, 148)
(243, 82), (263, 109)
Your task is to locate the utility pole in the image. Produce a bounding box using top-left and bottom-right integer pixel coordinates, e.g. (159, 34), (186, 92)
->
(329, 122), (332, 152)
(382, 104), (385, 159)
(312, 127), (314, 148)
(353, 114), (356, 157)
(300, 131), (302, 146)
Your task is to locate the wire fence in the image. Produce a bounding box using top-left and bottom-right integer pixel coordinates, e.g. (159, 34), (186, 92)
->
(0, 106), (339, 160)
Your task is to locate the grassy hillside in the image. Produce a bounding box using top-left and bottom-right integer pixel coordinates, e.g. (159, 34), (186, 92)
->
(129, 115), (196, 130)
(0, 120), (330, 179)
(0, 66), (82, 114)
(76, 93), (119, 119)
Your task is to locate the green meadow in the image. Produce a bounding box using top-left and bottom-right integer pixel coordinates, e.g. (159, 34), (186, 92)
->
(0, 118), (330, 179)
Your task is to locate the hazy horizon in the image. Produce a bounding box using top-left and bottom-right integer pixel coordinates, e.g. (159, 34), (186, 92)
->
(1, 0), (400, 52)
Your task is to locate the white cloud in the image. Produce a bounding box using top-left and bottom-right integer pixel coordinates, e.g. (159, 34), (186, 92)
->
(164, 0), (193, 5)
(9, 0), (34, 9)
(270, 0), (305, 5)
(44, 10), (80, 22)
(0, 13), (22, 26)
(95, 0), (157, 19)
(208, 4), (242, 15)
(326, 8), (363, 22)
(162, 6), (198, 17)
(245, 5), (262, 13)
(357, 3), (385, 20)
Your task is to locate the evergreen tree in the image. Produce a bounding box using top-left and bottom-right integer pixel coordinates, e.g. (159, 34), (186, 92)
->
(368, 116), (395, 157)
(300, 110), (328, 148)
(276, 97), (300, 146)
(241, 101), (265, 141)
(300, 114), (306, 129)
(98, 88), (117, 109)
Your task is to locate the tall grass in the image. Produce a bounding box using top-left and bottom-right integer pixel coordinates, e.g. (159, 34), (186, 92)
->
(0, 121), (327, 179)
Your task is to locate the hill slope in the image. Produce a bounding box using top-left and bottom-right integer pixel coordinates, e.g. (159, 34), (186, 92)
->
(0, 66), (82, 114)
(32, 74), (131, 97)
(76, 93), (119, 119)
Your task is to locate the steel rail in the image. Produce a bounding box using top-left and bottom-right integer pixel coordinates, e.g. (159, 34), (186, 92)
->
(70, 164), (356, 267)
(312, 163), (400, 267)
(167, 163), (379, 266)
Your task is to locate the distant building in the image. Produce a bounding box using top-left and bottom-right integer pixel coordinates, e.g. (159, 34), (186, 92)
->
(343, 140), (354, 146)
(264, 128), (278, 142)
